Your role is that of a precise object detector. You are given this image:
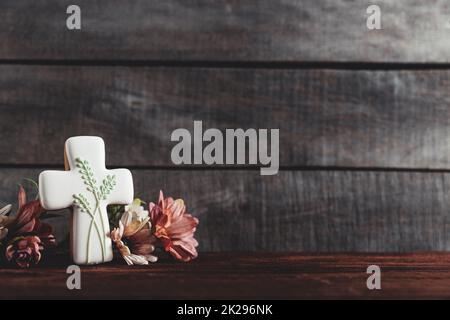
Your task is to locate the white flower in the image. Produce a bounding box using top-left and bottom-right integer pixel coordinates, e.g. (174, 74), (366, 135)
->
(124, 199), (148, 222)
(123, 253), (158, 266)
(109, 199), (158, 266)
(120, 210), (151, 238)
(110, 217), (157, 266)
(0, 204), (11, 216)
(0, 204), (13, 231)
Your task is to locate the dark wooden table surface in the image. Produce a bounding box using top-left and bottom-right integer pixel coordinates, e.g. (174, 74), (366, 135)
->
(2, 252), (450, 299)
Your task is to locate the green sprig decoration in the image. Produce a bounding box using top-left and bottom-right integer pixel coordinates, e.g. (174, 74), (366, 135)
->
(75, 158), (99, 197)
(100, 175), (116, 200)
(73, 194), (92, 214)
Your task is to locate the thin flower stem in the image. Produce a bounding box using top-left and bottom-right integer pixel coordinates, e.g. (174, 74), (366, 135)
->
(93, 193), (107, 261)
(98, 207), (107, 259)
(85, 200), (105, 263)
(80, 204), (105, 264)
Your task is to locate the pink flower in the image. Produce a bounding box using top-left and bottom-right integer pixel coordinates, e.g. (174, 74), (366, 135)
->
(149, 191), (199, 262)
(6, 236), (43, 268)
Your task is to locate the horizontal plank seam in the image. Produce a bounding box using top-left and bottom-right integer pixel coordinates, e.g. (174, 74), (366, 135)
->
(2, 60), (450, 70)
(1, 164), (450, 173)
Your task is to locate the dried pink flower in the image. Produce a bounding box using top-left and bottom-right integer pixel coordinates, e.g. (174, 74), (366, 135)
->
(149, 191), (199, 262)
(9, 186), (56, 248)
(6, 236), (43, 268)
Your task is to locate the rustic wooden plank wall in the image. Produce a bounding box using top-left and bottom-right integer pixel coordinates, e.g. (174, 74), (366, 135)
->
(3, 67), (450, 168)
(2, 0), (450, 62)
(1, 1), (450, 251)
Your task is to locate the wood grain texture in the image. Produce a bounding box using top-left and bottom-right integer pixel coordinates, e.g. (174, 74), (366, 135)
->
(2, 252), (450, 299)
(2, 168), (450, 252)
(1, 0), (450, 62)
(2, 66), (450, 168)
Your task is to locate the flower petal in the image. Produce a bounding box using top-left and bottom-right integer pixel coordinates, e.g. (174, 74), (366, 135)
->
(110, 228), (121, 242)
(126, 254), (150, 265)
(18, 185), (26, 211)
(168, 239), (198, 262)
(144, 254), (158, 263)
(12, 200), (44, 234)
(167, 215), (199, 239)
(158, 190), (165, 209)
(120, 211), (132, 228)
(167, 199), (185, 221)
(0, 204), (12, 216)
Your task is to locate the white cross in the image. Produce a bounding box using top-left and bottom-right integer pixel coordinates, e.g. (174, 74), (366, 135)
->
(39, 136), (134, 265)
